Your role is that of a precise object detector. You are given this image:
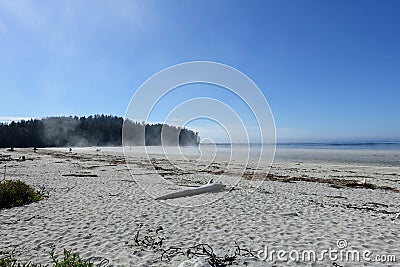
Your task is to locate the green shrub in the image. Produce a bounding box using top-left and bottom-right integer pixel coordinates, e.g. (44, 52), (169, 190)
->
(50, 249), (94, 267)
(0, 256), (17, 267)
(0, 249), (96, 267)
(0, 180), (42, 209)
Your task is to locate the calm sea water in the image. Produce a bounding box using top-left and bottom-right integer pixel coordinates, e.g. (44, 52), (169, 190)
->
(87, 142), (400, 167)
(197, 142), (400, 166)
(274, 142), (400, 166)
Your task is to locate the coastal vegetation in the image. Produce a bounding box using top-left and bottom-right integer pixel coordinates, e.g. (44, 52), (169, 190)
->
(0, 249), (102, 267)
(0, 180), (42, 210)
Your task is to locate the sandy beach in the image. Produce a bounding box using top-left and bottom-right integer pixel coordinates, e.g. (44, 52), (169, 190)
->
(0, 147), (399, 266)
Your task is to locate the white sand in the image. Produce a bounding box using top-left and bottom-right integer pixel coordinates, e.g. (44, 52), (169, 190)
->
(0, 147), (399, 266)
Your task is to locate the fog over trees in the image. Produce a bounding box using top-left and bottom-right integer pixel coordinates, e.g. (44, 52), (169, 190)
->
(0, 115), (199, 148)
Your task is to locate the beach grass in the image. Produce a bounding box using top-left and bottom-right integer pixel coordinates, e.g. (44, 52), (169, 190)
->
(0, 249), (96, 267)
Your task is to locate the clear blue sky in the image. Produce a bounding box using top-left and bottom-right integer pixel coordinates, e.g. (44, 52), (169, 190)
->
(0, 0), (399, 142)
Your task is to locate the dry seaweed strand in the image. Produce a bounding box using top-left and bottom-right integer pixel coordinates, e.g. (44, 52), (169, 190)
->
(131, 225), (257, 266)
(132, 224), (164, 251)
(259, 173), (400, 193)
(161, 242), (257, 266)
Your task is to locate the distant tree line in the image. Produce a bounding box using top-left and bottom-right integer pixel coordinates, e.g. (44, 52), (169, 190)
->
(0, 115), (200, 148)
(123, 120), (200, 146)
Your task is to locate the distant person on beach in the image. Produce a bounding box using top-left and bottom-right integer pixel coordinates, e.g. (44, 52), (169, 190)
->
(69, 148), (72, 153)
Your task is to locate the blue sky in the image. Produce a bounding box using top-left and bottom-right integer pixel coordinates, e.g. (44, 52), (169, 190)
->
(0, 0), (399, 142)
